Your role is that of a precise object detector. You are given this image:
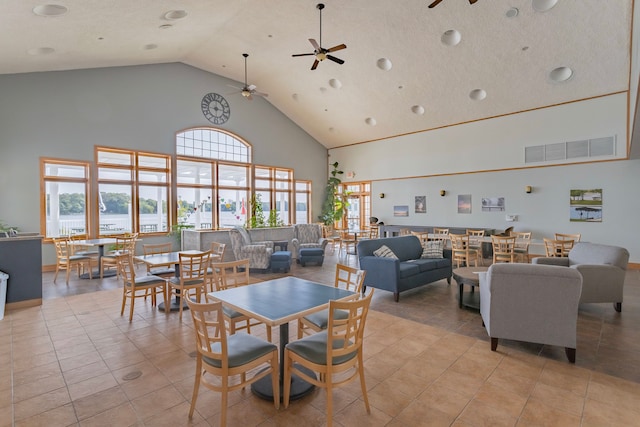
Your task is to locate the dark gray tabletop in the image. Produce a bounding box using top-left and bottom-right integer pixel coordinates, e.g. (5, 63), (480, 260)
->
(207, 276), (356, 327)
(134, 250), (203, 267)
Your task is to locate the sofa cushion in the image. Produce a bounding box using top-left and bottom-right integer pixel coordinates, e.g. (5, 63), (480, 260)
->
(398, 262), (420, 278)
(412, 258), (450, 272)
(421, 240), (444, 259)
(374, 245), (398, 259)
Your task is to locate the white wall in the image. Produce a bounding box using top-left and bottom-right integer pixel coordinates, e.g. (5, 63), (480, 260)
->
(0, 63), (327, 265)
(330, 94), (640, 263)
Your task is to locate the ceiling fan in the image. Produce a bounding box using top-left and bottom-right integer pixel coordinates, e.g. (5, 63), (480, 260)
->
(228, 53), (268, 100)
(428, 0), (478, 8)
(292, 3), (346, 71)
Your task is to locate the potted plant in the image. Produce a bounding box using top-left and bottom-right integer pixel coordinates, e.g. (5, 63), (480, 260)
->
(319, 162), (349, 226)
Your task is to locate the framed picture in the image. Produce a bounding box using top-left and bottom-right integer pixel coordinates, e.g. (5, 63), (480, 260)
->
(570, 189), (602, 222)
(458, 194), (471, 214)
(415, 196), (426, 213)
(394, 205), (409, 217)
(481, 197), (505, 212)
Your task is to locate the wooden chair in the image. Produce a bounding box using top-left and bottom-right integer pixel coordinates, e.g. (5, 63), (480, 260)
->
(283, 290), (374, 427)
(399, 228), (411, 236)
(450, 233), (479, 268)
(466, 229), (485, 264)
(53, 238), (94, 284)
(432, 228), (450, 244)
(167, 251), (211, 321)
(210, 258), (272, 342)
(297, 264), (366, 338)
(117, 253), (167, 322)
(186, 297), (279, 426)
(322, 225), (341, 253)
(544, 238), (574, 257)
(512, 231), (532, 263)
(142, 242), (175, 277)
(210, 241), (226, 261)
(555, 233), (581, 242)
(410, 230), (430, 244)
(368, 224), (379, 239)
(338, 230), (357, 256)
(491, 235), (517, 263)
(100, 235), (137, 278)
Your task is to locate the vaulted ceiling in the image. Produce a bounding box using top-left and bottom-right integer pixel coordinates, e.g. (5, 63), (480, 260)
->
(1, 0), (633, 149)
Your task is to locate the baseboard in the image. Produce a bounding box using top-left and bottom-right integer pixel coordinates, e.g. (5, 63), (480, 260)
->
(6, 298), (42, 311)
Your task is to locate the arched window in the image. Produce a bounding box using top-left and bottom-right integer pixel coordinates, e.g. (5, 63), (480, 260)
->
(176, 127), (251, 163)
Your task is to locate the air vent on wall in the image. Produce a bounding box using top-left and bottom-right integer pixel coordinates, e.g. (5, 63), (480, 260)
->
(524, 135), (616, 164)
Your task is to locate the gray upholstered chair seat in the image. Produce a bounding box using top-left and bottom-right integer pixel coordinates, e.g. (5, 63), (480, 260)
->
(286, 330), (356, 365)
(149, 266), (175, 276)
(133, 275), (166, 286)
(169, 277), (205, 287)
(204, 332), (277, 368)
(222, 305), (245, 319)
(301, 308), (348, 329)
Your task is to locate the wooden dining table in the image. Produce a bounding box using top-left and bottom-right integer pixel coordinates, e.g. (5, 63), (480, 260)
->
(207, 276), (356, 401)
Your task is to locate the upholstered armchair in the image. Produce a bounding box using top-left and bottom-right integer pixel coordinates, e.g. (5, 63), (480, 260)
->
(479, 263), (583, 363)
(228, 227), (273, 270)
(291, 224), (328, 258)
(533, 242), (629, 312)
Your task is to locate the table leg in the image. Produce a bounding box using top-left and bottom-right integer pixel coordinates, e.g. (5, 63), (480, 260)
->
(251, 322), (316, 401)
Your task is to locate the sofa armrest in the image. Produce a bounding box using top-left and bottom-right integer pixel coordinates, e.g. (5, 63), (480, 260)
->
(242, 244), (271, 253)
(252, 240), (274, 250)
(572, 264), (625, 286)
(359, 256), (400, 292)
(532, 257), (569, 267)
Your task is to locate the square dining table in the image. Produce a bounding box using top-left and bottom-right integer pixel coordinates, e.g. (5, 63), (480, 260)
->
(71, 238), (118, 278)
(134, 250), (204, 312)
(207, 276), (357, 401)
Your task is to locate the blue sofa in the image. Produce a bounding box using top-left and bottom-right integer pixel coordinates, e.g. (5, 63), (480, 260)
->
(357, 235), (452, 302)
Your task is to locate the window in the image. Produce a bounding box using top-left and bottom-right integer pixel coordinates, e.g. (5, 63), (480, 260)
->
(42, 159), (90, 239)
(176, 127), (250, 163)
(254, 166), (293, 225)
(96, 148), (170, 236)
(295, 180), (312, 224)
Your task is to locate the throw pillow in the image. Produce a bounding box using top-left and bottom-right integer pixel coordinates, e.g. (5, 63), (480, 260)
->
(421, 240), (444, 259)
(374, 245), (398, 259)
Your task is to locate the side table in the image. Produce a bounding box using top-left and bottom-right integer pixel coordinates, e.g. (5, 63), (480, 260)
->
(452, 266), (489, 310)
(273, 240), (288, 252)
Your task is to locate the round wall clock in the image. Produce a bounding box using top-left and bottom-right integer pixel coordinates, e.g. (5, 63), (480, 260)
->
(201, 92), (231, 125)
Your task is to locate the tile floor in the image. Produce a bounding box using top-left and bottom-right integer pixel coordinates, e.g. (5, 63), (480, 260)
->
(2, 250), (640, 426)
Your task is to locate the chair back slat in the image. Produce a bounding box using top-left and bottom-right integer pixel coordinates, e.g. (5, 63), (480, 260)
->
(327, 290), (373, 361)
(334, 264), (366, 293)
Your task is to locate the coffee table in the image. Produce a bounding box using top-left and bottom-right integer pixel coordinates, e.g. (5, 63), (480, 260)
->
(452, 266), (489, 310)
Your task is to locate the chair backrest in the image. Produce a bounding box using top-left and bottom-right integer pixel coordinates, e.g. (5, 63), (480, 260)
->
(143, 242), (172, 256)
(555, 233), (581, 242)
(450, 233), (470, 250)
(326, 290), (374, 366)
(178, 251), (211, 282)
(491, 235), (516, 263)
(543, 238), (573, 257)
(466, 229), (485, 247)
(210, 241), (226, 261)
(399, 228), (411, 236)
(294, 223), (322, 243)
(368, 225), (379, 239)
(186, 298), (228, 367)
(115, 236), (137, 254)
(116, 253), (136, 285)
(53, 238), (71, 260)
(410, 231), (429, 243)
(210, 258), (250, 291)
(335, 264), (366, 293)
(432, 228), (449, 241)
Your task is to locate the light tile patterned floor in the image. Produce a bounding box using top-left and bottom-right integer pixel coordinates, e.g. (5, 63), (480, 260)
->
(2, 250), (640, 426)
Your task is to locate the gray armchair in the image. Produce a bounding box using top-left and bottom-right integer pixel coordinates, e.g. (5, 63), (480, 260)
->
(228, 227), (273, 270)
(533, 242), (629, 312)
(479, 263), (583, 363)
(291, 224), (328, 258)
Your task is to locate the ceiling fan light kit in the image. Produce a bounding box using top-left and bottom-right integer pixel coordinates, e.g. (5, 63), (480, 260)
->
(292, 3), (347, 70)
(228, 53), (268, 101)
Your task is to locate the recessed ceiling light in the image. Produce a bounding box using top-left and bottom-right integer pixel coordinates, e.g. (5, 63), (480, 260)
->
(27, 47), (55, 55)
(143, 44), (158, 50)
(441, 29), (461, 46)
(532, 0), (558, 12)
(319, 87), (327, 93)
(469, 89), (487, 101)
(292, 93), (299, 101)
(159, 24), (173, 30)
(33, 4), (68, 17)
(163, 10), (188, 20)
(329, 78), (342, 89)
(549, 66), (573, 83)
(376, 58), (393, 71)
(506, 7), (519, 18)
(365, 117), (377, 126)
(411, 105), (425, 115)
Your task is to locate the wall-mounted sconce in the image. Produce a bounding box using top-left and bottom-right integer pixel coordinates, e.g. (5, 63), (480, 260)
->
(525, 185), (532, 194)
(440, 190), (446, 197)
(379, 193), (385, 199)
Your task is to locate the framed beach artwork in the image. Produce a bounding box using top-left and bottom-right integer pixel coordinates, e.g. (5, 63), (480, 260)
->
(458, 194), (471, 214)
(570, 189), (602, 222)
(394, 205), (409, 217)
(415, 196), (426, 213)
(481, 197), (505, 212)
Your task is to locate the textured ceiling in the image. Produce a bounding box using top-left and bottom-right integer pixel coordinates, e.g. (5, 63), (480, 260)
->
(0, 0), (632, 149)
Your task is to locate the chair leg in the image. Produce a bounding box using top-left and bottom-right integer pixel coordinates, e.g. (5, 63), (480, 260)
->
(129, 291), (135, 322)
(266, 326), (272, 343)
(565, 347), (576, 363)
(188, 358), (202, 418)
(490, 337), (498, 351)
(283, 350), (292, 408)
(358, 353), (370, 413)
(120, 288), (127, 316)
(270, 355), (280, 409)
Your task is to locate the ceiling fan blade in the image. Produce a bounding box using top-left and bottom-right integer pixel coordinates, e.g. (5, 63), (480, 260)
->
(309, 38), (320, 51)
(327, 43), (346, 53)
(428, 0), (443, 8)
(253, 91), (268, 97)
(327, 55), (344, 65)
(246, 94), (253, 101)
(292, 52), (315, 57)
(469, 0), (478, 4)
(227, 84), (243, 90)
(311, 59), (319, 71)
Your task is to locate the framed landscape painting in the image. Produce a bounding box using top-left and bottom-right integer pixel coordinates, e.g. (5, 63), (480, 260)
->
(394, 205), (409, 217)
(458, 194), (471, 214)
(570, 189), (602, 222)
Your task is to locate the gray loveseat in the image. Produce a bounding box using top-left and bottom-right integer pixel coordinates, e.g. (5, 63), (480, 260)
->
(533, 242), (629, 312)
(357, 235), (452, 302)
